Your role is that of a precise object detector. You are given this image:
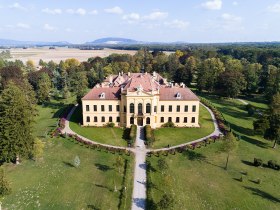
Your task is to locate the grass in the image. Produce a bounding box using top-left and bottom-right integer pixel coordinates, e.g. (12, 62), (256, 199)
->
(152, 104), (215, 149)
(2, 99), (133, 210)
(147, 95), (280, 210)
(69, 106), (128, 147)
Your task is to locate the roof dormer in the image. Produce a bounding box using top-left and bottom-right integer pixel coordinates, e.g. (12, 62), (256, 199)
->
(100, 92), (105, 99)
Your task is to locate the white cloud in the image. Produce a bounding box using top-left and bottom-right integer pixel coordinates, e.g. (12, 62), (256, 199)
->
(122, 13), (140, 23)
(165, 19), (190, 30)
(104, 6), (123, 14)
(43, 23), (56, 31)
(89, 10), (98, 15)
(232, 1), (238, 6)
(221, 13), (242, 22)
(201, 0), (222, 10)
(67, 8), (87, 15)
(143, 11), (168, 20)
(65, 28), (72, 32)
(267, 2), (280, 13)
(42, 8), (62, 15)
(9, 2), (27, 11)
(17, 23), (30, 29)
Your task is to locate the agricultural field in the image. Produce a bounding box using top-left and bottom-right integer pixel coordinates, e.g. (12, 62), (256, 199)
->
(7, 47), (137, 66)
(147, 96), (280, 210)
(2, 99), (133, 210)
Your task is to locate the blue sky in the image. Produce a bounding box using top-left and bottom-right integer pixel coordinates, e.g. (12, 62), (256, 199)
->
(0, 0), (280, 43)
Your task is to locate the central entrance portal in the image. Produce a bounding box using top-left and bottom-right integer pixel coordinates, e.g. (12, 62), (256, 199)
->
(137, 117), (143, 126)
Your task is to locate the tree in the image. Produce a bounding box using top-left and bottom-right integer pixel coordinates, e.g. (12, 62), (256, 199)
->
(220, 132), (238, 170)
(265, 65), (280, 101)
(32, 138), (45, 161)
(264, 114), (280, 148)
(0, 65), (24, 89)
(270, 92), (280, 115)
(0, 82), (36, 162)
(158, 194), (174, 209)
(217, 69), (246, 98)
(73, 155), (80, 167)
(26, 60), (36, 72)
(37, 73), (52, 104)
(197, 58), (225, 92)
(243, 63), (262, 93)
(0, 167), (11, 197)
(253, 117), (270, 135)
(70, 71), (88, 103)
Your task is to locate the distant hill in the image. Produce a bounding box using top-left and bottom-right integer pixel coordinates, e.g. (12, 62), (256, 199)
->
(0, 39), (71, 47)
(85, 37), (142, 45)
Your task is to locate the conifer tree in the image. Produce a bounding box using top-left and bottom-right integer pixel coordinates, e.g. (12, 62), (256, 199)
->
(0, 82), (36, 162)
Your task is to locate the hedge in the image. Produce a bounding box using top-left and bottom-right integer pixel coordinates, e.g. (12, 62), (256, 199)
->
(144, 125), (155, 147)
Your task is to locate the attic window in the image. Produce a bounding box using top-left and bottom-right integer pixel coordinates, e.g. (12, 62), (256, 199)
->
(176, 92), (181, 99)
(100, 92), (105, 99)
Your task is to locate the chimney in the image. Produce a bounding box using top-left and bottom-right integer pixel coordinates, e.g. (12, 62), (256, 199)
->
(128, 72), (131, 77)
(153, 71), (156, 77)
(109, 75), (113, 83)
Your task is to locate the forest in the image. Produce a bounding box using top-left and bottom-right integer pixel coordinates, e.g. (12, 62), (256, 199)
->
(0, 44), (279, 164)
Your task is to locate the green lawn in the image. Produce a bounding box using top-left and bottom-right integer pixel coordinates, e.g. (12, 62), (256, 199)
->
(69, 106), (128, 147)
(2, 99), (133, 210)
(147, 96), (280, 210)
(152, 104), (215, 149)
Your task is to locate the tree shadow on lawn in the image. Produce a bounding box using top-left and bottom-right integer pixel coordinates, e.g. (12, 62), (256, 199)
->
(94, 183), (114, 192)
(62, 161), (75, 167)
(241, 160), (254, 167)
(241, 135), (269, 148)
(182, 150), (224, 169)
(87, 204), (101, 210)
(95, 163), (114, 171)
(244, 186), (280, 203)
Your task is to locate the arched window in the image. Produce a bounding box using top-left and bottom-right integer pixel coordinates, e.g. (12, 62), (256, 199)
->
(146, 103), (151, 113)
(86, 116), (90, 122)
(138, 103), (143, 114)
(109, 116), (112, 122)
(146, 117), (150, 124)
(130, 117), (134, 125)
(130, 103), (135, 113)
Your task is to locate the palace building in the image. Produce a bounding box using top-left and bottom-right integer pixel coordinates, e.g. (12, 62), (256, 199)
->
(82, 72), (200, 128)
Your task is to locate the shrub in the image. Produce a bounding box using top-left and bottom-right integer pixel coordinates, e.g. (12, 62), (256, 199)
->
(0, 167), (12, 196)
(256, 178), (261, 184)
(105, 122), (115, 127)
(144, 125), (155, 147)
(73, 156), (80, 167)
(253, 158), (263, 167)
(161, 121), (175, 128)
(129, 125), (137, 146)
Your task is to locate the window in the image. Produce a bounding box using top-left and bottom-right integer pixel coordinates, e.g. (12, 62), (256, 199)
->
(184, 105), (188, 112)
(176, 105), (180, 112)
(102, 116), (105, 122)
(93, 105), (97, 111)
(168, 117), (172, 122)
(146, 103), (151, 113)
(124, 106), (126, 113)
(116, 105), (120, 112)
(109, 116), (112, 122)
(138, 103), (143, 114)
(86, 116), (90, 122)
(94, 117), (98, 122)
(192, 117), (195, 123)
(146, 117), (150, 124)
(109, 105), (112, 112)
(192, 105), (196, 112)
(176, 117), (180, 123)
(154, 106), (157, 113)
(116, 117), (120, 122)
(169, 105), (172, 112)
(161, 105), (164, 112)
(130, 117), (134, 125)
(130, 103), (135, 113)
(86, 105), (89, 111)
(101, 105), (105, 112)
(160, 117), (164, 123)
(184, 117), (188, 123)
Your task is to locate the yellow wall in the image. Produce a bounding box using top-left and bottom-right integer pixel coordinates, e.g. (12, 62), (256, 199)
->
(82, 91), (200, 128)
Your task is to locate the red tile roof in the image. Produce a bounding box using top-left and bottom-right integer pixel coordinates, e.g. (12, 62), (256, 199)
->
(159, 87), (199, 101)
(82, 87), (121, 100)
